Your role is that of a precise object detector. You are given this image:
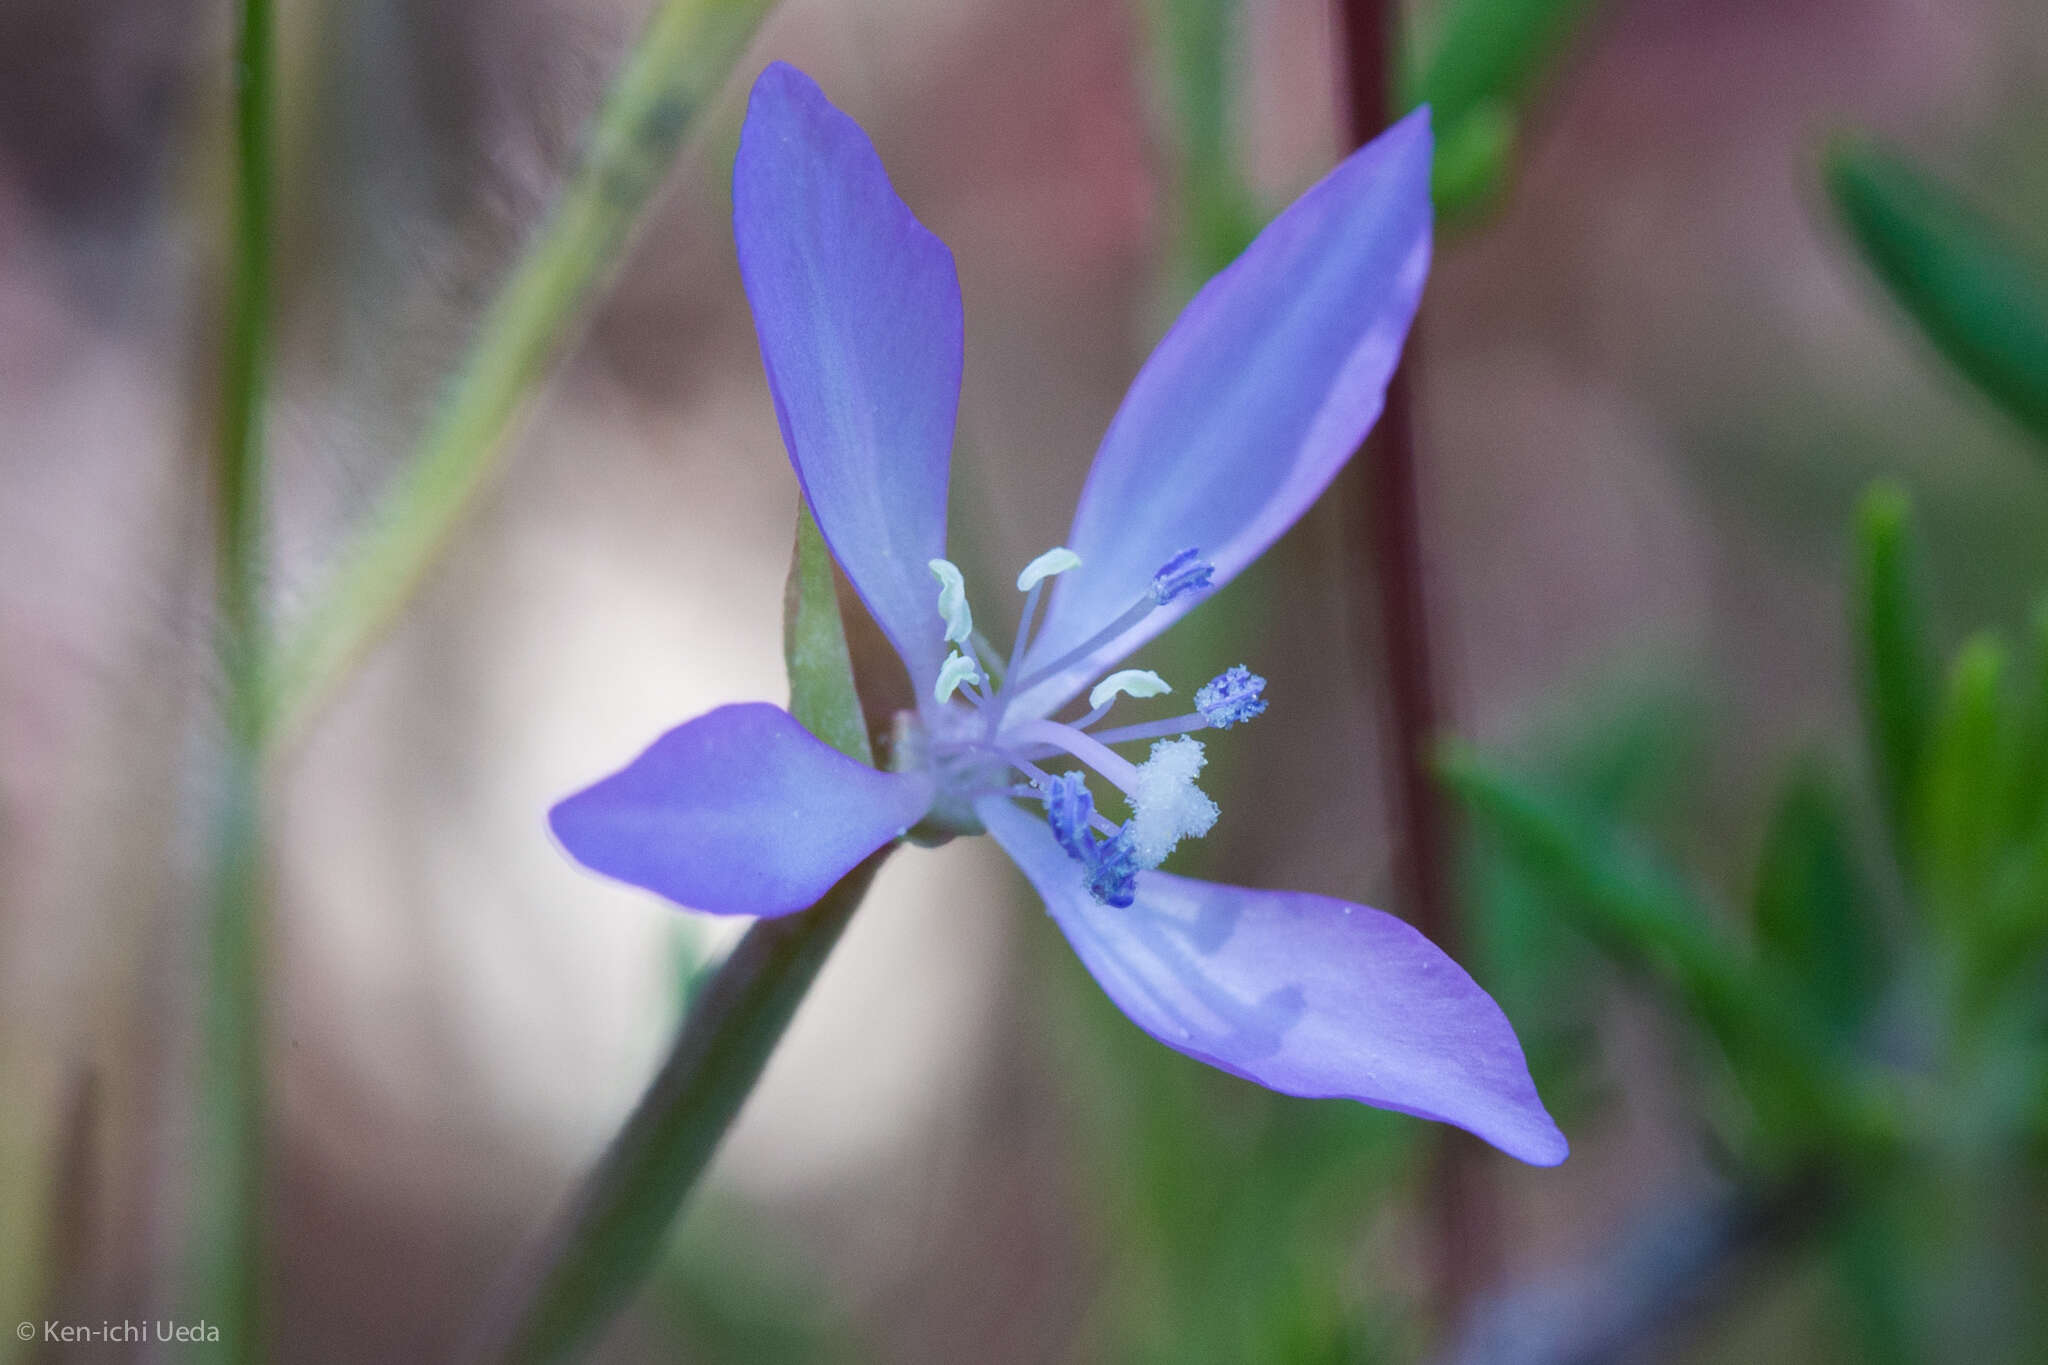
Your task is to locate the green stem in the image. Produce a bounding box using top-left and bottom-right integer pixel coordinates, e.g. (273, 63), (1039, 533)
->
(265, 0), (775, 750)
(194, 0), (275, 1356)
(469, 854), (887, 1365)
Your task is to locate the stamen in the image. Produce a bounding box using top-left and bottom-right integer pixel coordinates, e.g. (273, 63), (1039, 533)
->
(934, 650), (984, 704)
(969, 630), (1007, 683)
(1195, 665), (1267, 728)
(1009, 755), (1116, 835)
(928, 559), (974, 645)
(1006, 549), (1214, 701)
(1089, 712), (1210, 746)
(1007, 719), (1140, 794)
(1087, 669), (1171, 711)
(1149, 548), (1214, 605)
(1005, 596), (1156, 698)
(1084, 829), (1139, 907)
(1041, 771), (1097, 861)
(1016, 546), (1082, 593)
(1035, 771), (1139, 906)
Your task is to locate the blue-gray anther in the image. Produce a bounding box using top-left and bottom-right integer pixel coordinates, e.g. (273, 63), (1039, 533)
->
(1084, 828), (1140, 907)
(1194, 665), (1268, 728)
(1149, 548), (1214, 605)
(1043, 771), (1096, 862)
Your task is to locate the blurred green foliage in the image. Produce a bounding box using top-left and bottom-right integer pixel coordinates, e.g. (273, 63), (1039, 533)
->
(1403, 0), (1605, 221)
(1445, 485), (2048, 1360)
(1826, 139), (2048, 452)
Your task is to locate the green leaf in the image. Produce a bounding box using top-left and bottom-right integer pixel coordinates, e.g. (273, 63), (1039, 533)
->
(783, 502), (872, 764)
(1752, 762), (1883, 1042)
(1402, 0), (1604, 220)
(2005, 598), (2048, 841)
(1440, 746), (1748, 1017)
(1429, 100), (1516, 220)
(1852, 481), (1939, 872)
(1825, 136), (2048, 449)
(1440, 745), (1851, 1146)
(1916, 633), (2008, 916)
(266, 0), (777, 748)
(1136, 0), (1259, 284)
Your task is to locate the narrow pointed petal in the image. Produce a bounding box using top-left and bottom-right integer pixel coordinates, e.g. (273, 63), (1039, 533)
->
(734, 62), (962, 690)
(553, 704), (933, 917)
(979, 797), (1566, 1165)
(1015, 110), (1433, 715)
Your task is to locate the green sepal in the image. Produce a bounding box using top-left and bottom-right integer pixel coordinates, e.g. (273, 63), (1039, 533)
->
(783, 501), (872, 765)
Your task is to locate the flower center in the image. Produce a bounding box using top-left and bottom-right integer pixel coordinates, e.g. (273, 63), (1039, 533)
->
(913, 546), (1267, 905)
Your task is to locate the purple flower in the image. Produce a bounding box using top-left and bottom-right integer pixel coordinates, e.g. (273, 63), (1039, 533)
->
(550, 62), (1567, 1166)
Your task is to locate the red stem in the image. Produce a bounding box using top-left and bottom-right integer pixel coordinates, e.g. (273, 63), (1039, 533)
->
(1333, 0), (1499, 1324)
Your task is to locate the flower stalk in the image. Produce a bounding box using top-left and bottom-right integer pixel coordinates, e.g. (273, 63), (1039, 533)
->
(1336, 0), (1500, 1315)
(469, 853), (885, 1365)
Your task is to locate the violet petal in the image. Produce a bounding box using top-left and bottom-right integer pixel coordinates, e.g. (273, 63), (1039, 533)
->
(978, 795), (1567, 1165)
(734, 62), (962, 691)
(1014, 109), (1433, 716)
(553, 703), (932, 917)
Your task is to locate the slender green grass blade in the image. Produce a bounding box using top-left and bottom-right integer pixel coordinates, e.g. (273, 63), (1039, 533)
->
(474, 503), (881, 1363)
(1826, 137), (2048, 449)
(1853, 481), (1938, 874)
(267, 0), (776, 747)
(191, 0), (276, 1357)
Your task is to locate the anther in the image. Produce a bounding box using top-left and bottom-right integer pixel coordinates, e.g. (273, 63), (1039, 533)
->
(1194, 665), (1267, 728)
(1149, 548), (1214, 605)
(934, 650), (984, 704)
(928, 559), (974, 644)
(1087, 669), (1171, 712)
(1016, 547), (1082, 593)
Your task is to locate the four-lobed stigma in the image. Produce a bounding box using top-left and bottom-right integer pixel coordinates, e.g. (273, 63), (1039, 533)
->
(921, 546), (1263, 903)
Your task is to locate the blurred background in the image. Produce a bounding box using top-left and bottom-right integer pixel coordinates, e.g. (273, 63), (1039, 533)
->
(3, 0), (2047, 1360)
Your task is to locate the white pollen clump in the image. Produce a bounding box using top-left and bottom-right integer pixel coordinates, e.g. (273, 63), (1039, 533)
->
(1126, 737), (1219, 868)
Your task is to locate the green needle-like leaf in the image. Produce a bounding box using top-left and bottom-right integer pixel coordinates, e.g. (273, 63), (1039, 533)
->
(267, 0), (776, 749)
(476, 503), (881, 1364)
(1440, 745), (1853, 1147)
(1853, 481), (1939, 874)
(1753, 762), (1883, 1043)
(1826, 136), (2048, 450)
(1916, 634), (2009, 920)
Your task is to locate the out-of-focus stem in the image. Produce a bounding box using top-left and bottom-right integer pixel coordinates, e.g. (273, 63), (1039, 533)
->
(1335, 0), (1498, 1320)
(264, 0), (775, 751)
(193, 0), (276, 1356)
(467, 854), (885, 1365)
